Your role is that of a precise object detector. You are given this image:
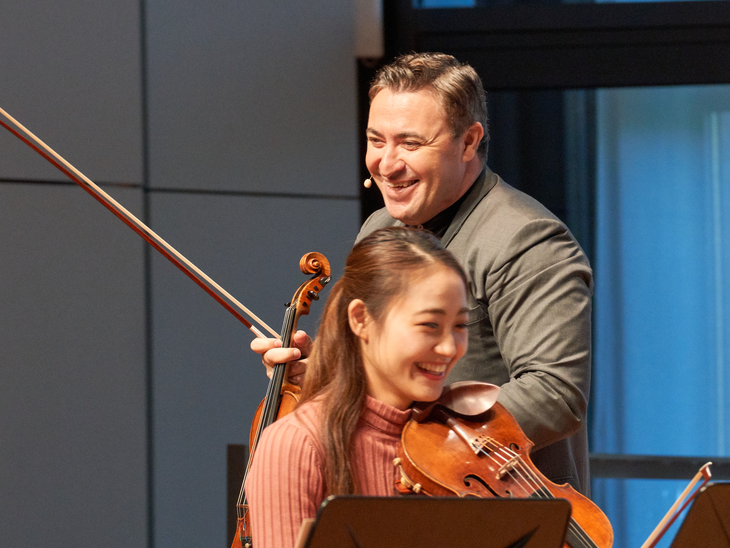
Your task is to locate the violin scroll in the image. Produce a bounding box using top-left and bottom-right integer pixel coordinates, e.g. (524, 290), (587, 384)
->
(288, 252), (331, 316)
(299, 251), (329, 277)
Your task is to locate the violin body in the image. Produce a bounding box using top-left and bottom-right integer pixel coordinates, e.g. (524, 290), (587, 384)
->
(395, 392), (613, 548)
(248, 383), (301, 451)
(232, 384), (301, 548)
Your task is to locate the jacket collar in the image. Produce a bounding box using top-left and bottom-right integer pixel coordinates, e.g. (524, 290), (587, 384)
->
(441, 166), (498, 247)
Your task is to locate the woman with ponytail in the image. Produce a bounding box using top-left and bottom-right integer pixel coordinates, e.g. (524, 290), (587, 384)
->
(247, 227), (470, 548)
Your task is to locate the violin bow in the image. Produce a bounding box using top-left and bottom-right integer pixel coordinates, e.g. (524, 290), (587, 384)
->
(640, 461), (712, 548)
(0, 105), (279, 340)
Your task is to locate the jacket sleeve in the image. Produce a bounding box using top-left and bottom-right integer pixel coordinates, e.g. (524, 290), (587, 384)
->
(487, 218), (593, 450)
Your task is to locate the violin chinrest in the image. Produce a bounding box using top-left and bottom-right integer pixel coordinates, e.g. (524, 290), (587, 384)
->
(412, 381), (500, 422)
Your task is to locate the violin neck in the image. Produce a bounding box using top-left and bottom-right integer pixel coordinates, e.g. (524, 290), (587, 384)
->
(258, 304), (298, 430)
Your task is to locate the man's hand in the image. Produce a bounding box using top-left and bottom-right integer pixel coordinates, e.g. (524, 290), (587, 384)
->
(250, 330), (312, 385)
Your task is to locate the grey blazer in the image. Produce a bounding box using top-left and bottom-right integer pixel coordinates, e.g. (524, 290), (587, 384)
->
(357, 167), (593, 494)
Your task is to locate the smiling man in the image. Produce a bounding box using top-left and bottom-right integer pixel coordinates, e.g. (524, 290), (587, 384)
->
(365, 86), (483, 226)
(357, 53), (594, 495)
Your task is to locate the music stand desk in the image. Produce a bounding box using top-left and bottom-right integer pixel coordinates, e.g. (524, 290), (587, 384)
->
(299, 495), (571, 548)
(671, 482), (730, 547)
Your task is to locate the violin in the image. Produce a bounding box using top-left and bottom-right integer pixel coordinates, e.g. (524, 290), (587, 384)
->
(394, 382), (614, 548)
(231, 252), (331, 548)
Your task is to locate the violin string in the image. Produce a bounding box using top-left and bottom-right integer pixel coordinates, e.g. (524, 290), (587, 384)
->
(234, 371), (283, 531)
(478, 440), (541, 496)
(235, 303), (299, 527)
(477, 439), (595, 548)
(236, 365), (284, 505)
(446, 419), (596, 548)
(496, 447), (594, 548)
(507, 457), (594, 548)
(457, 433), (534, 495)
(489, 449), (536, 496)
(506, 455), (595, 548)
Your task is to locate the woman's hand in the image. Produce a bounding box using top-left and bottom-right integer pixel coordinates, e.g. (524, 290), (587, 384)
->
(250, 330), (312, 385)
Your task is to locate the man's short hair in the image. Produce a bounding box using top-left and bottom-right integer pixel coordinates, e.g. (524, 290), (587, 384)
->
(369, 52), (489, 161)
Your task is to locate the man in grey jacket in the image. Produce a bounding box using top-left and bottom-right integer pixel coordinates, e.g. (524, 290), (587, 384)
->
(256, 52), (593, 494)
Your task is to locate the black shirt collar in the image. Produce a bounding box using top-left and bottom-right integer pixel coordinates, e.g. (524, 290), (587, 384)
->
(408, 171), (483, 239)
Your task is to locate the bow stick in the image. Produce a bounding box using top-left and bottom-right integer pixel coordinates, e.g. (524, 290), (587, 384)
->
(640, 462), (712, 548)
(0, 105), (279, 339)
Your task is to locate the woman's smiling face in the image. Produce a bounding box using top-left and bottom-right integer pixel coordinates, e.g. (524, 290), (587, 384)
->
(351, 263), (469, 410)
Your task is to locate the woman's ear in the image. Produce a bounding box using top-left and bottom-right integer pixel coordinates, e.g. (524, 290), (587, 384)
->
(348, 299), (371, 341)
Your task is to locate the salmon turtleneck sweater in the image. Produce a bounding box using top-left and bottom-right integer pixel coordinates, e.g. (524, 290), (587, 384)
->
(247, 395), (412, 548)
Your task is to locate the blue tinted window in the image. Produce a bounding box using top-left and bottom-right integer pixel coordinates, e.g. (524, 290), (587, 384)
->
(593, 478), (699, 547)
(593, 84), (730, 546)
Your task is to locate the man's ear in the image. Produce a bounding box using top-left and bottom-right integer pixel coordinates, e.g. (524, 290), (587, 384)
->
(461, 122), (484, 162)
(348, 299), (371, 341)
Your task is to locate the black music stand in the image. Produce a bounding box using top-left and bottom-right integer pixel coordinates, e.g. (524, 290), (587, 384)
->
(671, 483), (730, 547)
(298, 496), (571, 548)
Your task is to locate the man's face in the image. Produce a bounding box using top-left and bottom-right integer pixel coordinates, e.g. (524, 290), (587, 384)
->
(366, 88), (474, 226)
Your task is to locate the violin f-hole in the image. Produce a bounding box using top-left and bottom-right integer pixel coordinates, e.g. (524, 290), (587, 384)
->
(463, 474), (501, 498)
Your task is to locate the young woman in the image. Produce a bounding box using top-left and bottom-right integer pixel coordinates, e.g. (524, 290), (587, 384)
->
(246, 227), (470, 548)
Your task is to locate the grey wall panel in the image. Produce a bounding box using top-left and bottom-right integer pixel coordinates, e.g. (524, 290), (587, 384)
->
(0, 2), (143, 183)
(146, 0), (358, 196)
(0, 183), (147, 547)
(150, 192), (359, 547)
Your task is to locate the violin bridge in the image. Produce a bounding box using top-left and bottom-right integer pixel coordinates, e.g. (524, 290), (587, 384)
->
(496, 455), (521, 479)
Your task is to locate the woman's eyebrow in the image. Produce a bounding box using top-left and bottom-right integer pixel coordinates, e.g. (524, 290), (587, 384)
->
(415, 307), (469, 315)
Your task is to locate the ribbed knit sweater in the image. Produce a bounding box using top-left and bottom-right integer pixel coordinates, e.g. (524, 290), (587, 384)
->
(247, 395), (412, 548)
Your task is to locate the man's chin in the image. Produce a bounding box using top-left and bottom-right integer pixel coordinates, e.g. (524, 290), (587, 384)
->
(384, 203), (423, 226)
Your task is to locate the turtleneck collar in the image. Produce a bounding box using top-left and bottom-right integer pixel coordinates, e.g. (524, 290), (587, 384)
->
(360, 395), (412, 436)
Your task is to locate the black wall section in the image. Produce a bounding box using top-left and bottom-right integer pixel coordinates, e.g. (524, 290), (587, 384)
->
(384, 2), (730, 90)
